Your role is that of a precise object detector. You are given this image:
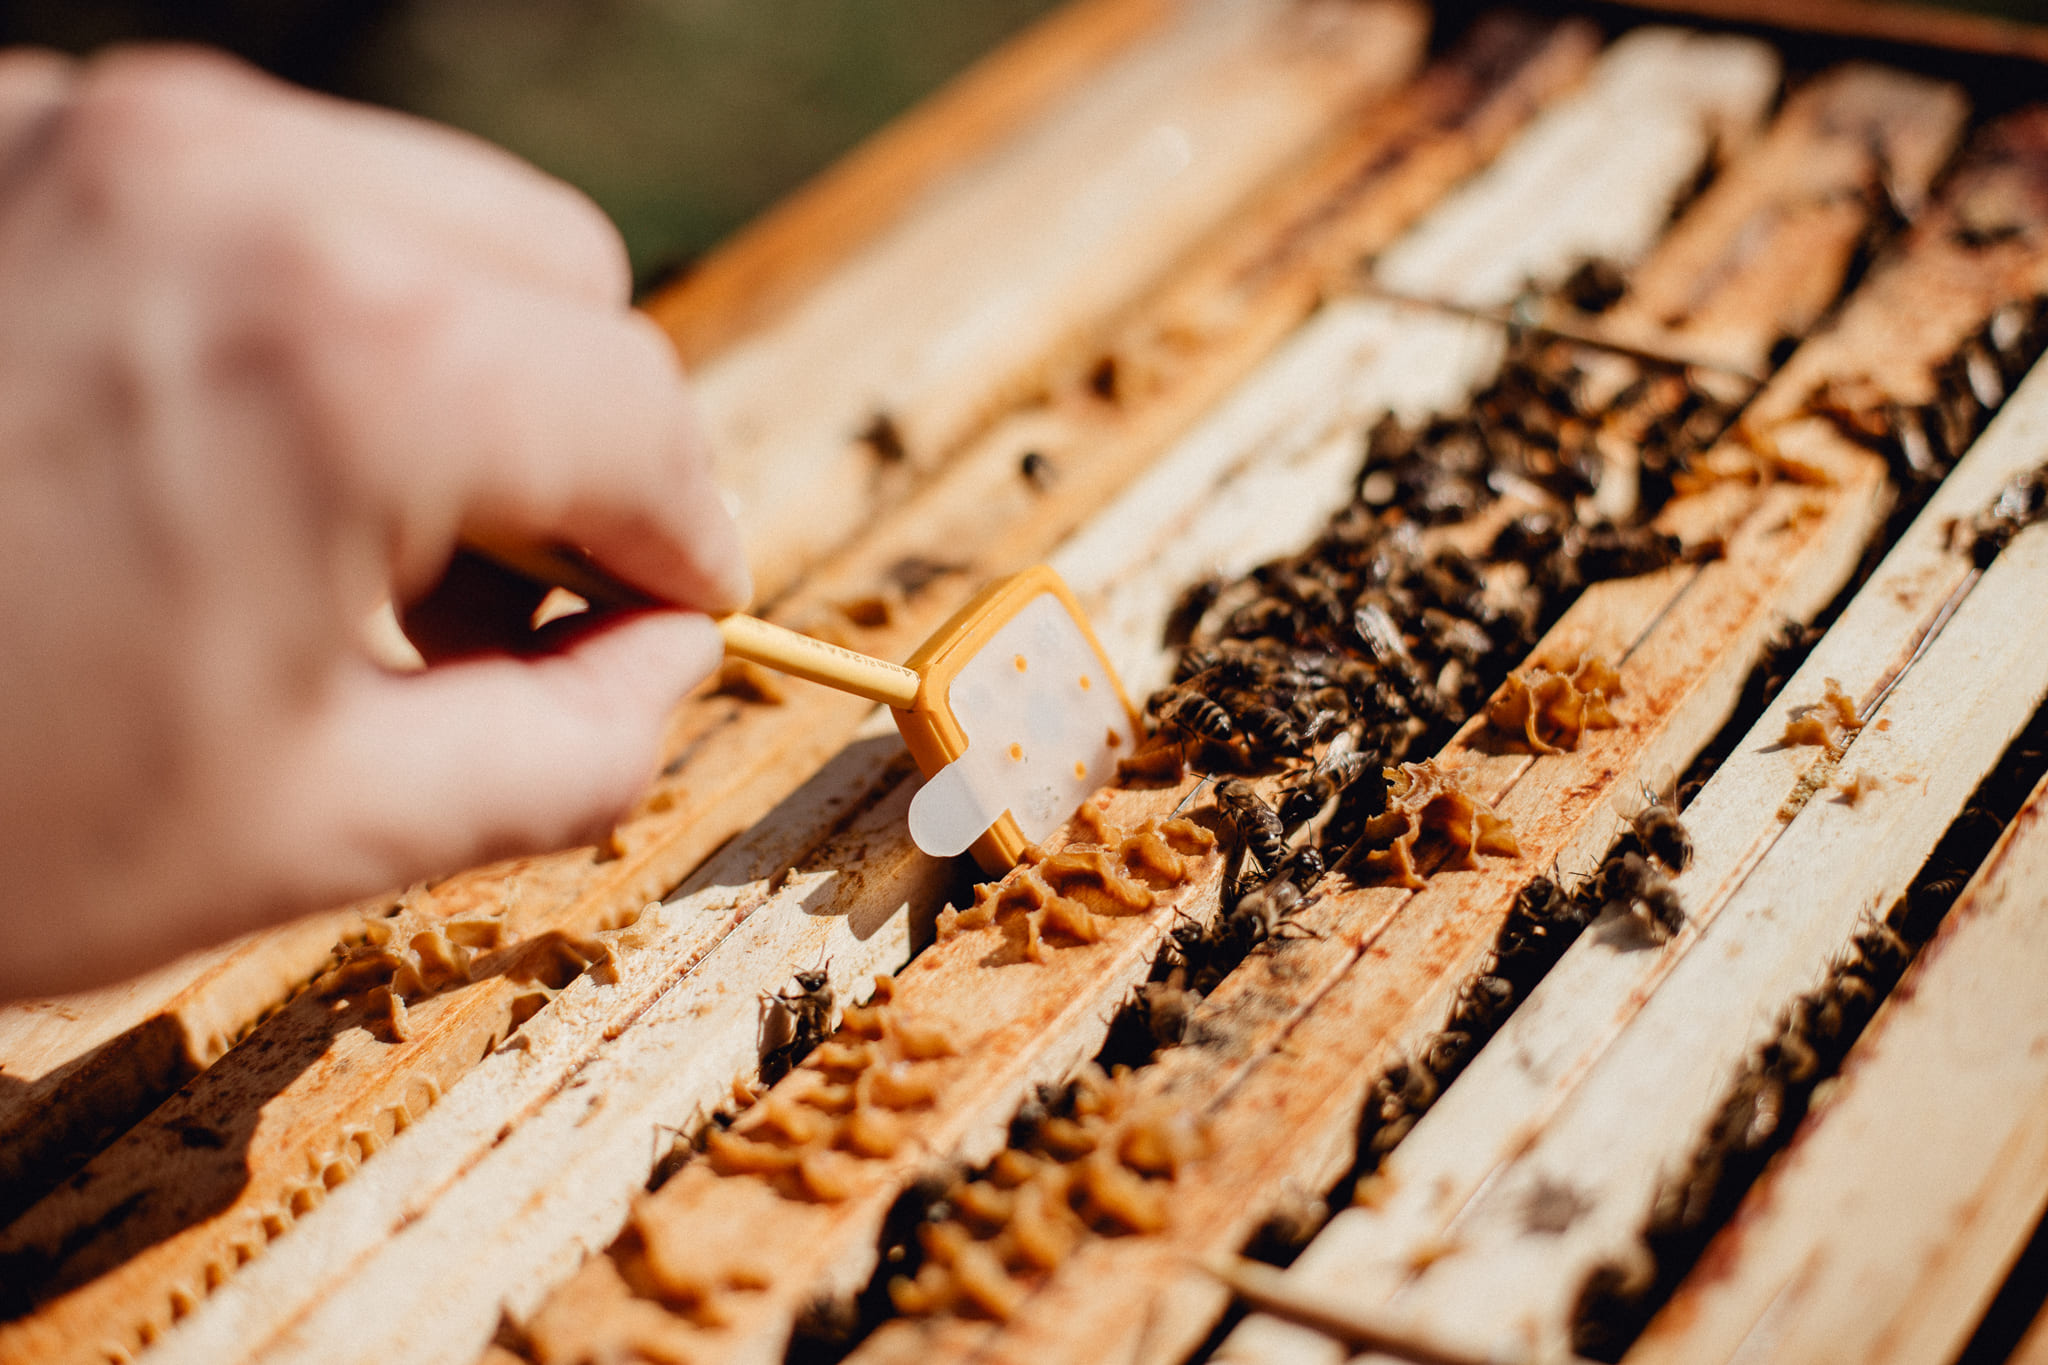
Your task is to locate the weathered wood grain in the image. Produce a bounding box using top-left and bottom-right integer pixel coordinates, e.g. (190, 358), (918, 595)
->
(135, 30), (1630, 1351)
(1590, 63), (1966, 375)
(1626, 766), (2048, 1365)
(865, 90), (2048, 1365)
(0, 910), (355, 1226)
(1372, 27), (1780, 312)
(232, 760), (955, 1365)
(138, 717), (919, 1365)
(1218, 108), (2048, 1365)
(1615, 0), (2048, 66)
(202, 283), (1505, 1365)
(16, 14), (2039, 1365)
(0, 0), (1155, 1233)
(856, 429), (1884, 1365)
(697, 0), (1430, 605)
(1364, 462), (2048, 1365)
(224, 29), (1810, 1358)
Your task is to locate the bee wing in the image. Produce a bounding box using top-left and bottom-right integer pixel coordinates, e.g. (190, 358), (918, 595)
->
(1320, 727), (1359, 769)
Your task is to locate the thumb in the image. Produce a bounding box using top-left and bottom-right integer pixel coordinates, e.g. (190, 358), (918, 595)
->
(293, 610), (720, 892)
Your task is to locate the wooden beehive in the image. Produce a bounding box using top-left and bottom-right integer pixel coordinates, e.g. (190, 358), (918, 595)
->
(10, 2), (2048, 1362)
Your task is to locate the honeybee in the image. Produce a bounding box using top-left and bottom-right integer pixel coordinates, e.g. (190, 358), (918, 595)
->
(1236, 701), (1306, 757)
(1592, 852), (1685, 942)
(1626, 785), (1693, 873)
(1576, 521), (1685, 580)
(1226, 595), (1299, 640)
(761, 966), (834, 1083)
(1128, 971), (1199, 1052)
(1450, 971), (1515, 1033)
(1495, 871), (1590, 975)
(1353, 601), (1412, 666)
(1158, 690), (1235, 745)
(1273, 844), (1326, 893)
(1422, 1028), (1474, 1079)
(1214, 778), (1285, 872)
(1228, 875), (1315, 950)
(1163, 575), (1223, 647)
(1847, 915), (1910, 981)
(1020, 450), (1056, 490)
(1421, 608), (1493, 668)
(1277, 732), (1373, 828)
(1962, 465), (2048, 566)
(1561, 256), (1629, 314)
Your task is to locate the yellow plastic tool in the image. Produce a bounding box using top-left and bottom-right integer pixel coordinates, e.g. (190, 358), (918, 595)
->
(462, 540), (1138, 874)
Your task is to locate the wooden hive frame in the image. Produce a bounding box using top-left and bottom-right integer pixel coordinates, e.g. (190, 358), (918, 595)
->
(11, 2), (2048, 1364)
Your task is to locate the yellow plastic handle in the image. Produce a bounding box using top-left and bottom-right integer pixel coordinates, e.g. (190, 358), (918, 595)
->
(459, 535), (921, 709)
(715, 613), (920, 708)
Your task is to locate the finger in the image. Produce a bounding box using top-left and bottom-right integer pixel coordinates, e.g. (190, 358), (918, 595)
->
(399, 549), (555, 663)
(289, 610), (721, 893)
(68, 45), (630, 306)
(303, 269), (750, 614)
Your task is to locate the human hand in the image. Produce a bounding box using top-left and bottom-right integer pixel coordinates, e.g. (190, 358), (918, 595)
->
(0, 45), (749, 998)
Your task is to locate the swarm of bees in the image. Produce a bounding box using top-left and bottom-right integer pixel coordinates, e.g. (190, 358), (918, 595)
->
(1126, 321), (1733, 1015)
(1353, 870), (1599, 1168)
(1570, 914), (1911, 1360)
(1573, 787), (1695, 944)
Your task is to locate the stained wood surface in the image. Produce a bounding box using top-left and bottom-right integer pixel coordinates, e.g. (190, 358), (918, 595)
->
(0, 18), (1610, 1365)
(1218, 108), (2048, 1365)
(1625, 764), (2048, 1365)
(0, 910), (354, 1225)
(1371, 27), (1779, 312)
(695, 0), (1429, 605)
(1590, 63), (1966, 374)
(0, 0), (1157, 1230)
(846, 61), (2048, 1365)
(12, 9), (2048, 1365)
(1601, 0), (2048, 66)
(853, 414), (1885, 1365)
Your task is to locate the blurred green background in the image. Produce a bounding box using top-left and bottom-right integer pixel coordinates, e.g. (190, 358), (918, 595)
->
(3, 0), (2044, 291)
(2, 0), (1062, 289)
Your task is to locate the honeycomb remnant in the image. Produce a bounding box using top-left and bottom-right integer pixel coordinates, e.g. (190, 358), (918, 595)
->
(697, 978), (954, 1203)
(1360, 760), (1521, 888)
(1780, 677), (1863, 757)
(886, 1066), (1203, 1321)
(1486, 655), (1623, 753)
(319, 899), (514, 1040)
(935, 811), (1214, 954)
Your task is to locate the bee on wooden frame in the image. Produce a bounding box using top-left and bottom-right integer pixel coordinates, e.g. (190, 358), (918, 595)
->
(1214, 778), (1285, 874)
(1277, 730), (1376, 830)
(1591, 851), (1685, 943)
(1224, 874), (1319, 954)
(1126, 969), (1199, 1052)
(761, 966), (834, 1083)
(1156, 689), (1236, 747)
(1623, 781), (1693, 873)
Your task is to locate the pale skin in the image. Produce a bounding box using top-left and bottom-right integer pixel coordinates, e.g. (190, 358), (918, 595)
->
(0, 46), (751, 1000)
